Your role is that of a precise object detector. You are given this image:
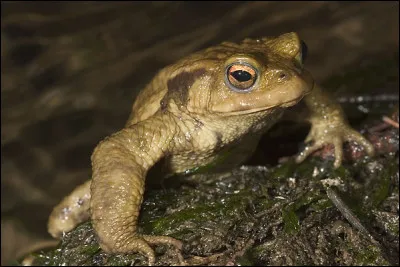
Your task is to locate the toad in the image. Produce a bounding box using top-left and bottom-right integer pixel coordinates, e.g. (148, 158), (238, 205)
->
(48, 32), (374, 265)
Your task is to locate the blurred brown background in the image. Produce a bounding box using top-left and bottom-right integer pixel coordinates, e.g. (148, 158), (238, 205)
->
(1, 1), (398, 265)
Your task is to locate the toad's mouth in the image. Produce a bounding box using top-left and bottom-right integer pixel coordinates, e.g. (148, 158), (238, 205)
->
(219, 95), (306, 116)
(215, 80), (314, 116)
(279, 97), (303, 108)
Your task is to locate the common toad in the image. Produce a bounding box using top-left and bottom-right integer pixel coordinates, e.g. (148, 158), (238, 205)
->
(48, 32), (374, 265)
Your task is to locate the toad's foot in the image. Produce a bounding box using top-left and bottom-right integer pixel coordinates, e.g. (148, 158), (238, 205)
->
(106, 235), (184, 266)
(143, 235), (185, 265)
(48, 180), (91, 238)
(295, 120), (374, 168)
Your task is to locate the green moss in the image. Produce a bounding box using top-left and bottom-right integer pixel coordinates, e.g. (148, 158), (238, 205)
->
(268, 160), (296, 181)
(106, 254), (144, 266)
(24, 248), (62, 266)
(387, 219), (399, 236)
(149, 190), (252, 236)
(282, 204), (300, 234)
(282, 190), (327, 234)
(77, 244), (101, 256)
(370, 161), (396, 208)
(330, 165), (353, 181)
(309, 198), (332, 212)
(235, 251), (256, 266)
(353, 245), (389, 265)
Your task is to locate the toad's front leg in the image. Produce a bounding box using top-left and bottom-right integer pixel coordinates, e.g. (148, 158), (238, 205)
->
(295, 83), (374, 168)
(91, 115), (183, 265)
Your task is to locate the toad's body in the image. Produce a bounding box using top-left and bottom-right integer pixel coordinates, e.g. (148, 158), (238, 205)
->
(48, 33), (374, 265)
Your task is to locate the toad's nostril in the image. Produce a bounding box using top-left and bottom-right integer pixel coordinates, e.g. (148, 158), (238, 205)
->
(276, 70), (290, 82)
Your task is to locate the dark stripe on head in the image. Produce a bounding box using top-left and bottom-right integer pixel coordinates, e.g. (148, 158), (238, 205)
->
(161, 68), (207, 111)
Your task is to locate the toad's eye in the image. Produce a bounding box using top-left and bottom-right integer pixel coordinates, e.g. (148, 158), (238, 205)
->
(295, 40), (308, 67)
(225, 63), (258, 92)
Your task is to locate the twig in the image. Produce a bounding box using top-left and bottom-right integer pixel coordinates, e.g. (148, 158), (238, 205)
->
(326, 187), (380, 248)
(382, 116), (399, 129)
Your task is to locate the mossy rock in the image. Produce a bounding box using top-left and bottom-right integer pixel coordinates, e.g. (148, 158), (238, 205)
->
(22, 148), (398, 265)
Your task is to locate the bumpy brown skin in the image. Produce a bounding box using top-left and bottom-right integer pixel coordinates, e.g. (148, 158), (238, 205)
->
(48, 32), (374, 265)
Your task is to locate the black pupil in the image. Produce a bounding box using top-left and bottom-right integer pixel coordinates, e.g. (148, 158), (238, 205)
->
(300, 40), (308, 63)
(231, 70), (252, 82)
